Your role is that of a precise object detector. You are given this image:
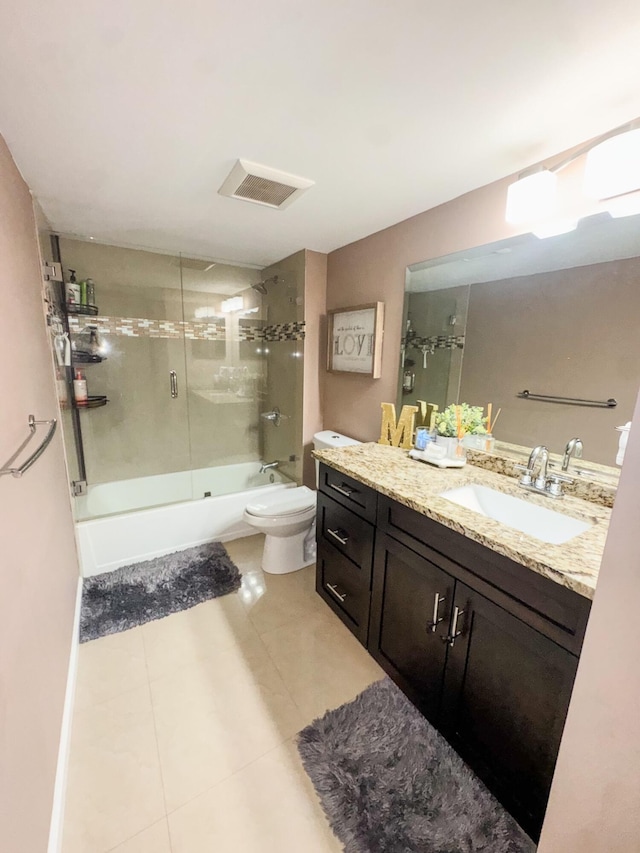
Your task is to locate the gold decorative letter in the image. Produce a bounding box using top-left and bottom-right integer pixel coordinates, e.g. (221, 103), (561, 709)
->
(379, 403), (418, 449)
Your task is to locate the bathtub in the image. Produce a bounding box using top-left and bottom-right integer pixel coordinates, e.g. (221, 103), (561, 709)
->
(75, 462), (295, 577)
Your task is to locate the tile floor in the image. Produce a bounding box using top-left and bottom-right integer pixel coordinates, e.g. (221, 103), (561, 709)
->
(62, 535), (384, 853)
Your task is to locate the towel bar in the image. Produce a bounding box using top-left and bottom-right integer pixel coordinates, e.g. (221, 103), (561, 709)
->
(517, 390), (617, 409)
(0, 415), (58, 478)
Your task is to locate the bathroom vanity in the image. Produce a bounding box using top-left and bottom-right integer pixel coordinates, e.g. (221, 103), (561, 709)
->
(314, 443), (609, 841)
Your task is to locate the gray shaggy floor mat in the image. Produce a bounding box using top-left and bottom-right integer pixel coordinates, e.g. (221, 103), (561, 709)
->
(80, 541), (242, 642)
(297, 677), (535, 853)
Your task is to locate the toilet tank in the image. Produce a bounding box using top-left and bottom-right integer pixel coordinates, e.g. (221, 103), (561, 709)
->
(313, 430), (361, 488)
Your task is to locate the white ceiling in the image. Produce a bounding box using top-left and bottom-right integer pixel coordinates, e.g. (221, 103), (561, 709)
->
(2, 1), (640, 267)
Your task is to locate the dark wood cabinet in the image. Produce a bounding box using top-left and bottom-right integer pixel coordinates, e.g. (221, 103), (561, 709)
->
(369, 532), (453, 721)
(315, 474), (377, 646)
(316, 462), (591, 840)
(441, 582), (579, 838)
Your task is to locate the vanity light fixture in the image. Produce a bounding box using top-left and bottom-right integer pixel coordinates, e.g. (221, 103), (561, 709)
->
(532, 219), (578, 239)
(505, 119), (640, 233)
(606, 190), (640, 219)
(583, 126), (640, 201)
(505, 169), (557, 225)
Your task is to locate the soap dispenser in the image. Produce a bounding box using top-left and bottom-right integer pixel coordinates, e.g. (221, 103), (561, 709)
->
(73, 369), (88, 406)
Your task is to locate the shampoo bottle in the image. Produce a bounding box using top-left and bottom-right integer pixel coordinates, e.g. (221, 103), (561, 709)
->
(73, 369), (88, 406)
(66, 270), (81, 306)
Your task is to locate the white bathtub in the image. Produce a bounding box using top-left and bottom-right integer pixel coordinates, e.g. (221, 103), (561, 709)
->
(75, 462), (295, 577)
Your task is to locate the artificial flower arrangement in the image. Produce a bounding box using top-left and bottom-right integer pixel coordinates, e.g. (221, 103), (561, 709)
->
(434, 403), (487, 438)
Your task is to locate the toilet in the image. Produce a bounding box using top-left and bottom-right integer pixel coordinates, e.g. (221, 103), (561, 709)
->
(244, 430), (361, 574)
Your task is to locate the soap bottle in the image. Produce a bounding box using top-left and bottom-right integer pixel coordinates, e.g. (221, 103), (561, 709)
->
(66, 270), (81, 306)
(79, 279), (88, 305)
(73, 369), (88, 406)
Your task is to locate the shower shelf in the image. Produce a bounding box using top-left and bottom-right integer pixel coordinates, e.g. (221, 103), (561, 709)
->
(72, 352), (106, 365)
(75, 396), (108, 409)
(66, 304), (99, 316)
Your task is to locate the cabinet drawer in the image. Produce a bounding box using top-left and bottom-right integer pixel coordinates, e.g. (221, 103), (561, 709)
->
(318, 463), (377, 522)
(317, 492), (374, 576)
(317, 542), (370, 645)
(378, 496), (591, 655)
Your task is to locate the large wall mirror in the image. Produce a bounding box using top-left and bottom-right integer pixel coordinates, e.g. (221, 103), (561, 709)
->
(398, 212), (640, 473)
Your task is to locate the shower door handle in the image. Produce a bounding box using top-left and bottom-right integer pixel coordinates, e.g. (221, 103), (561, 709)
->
(169, 371), (178, 398)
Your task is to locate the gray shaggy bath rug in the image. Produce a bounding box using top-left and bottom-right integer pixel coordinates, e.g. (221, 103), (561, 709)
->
(80, 541), (242, 642)
(297, 677), (535, 853)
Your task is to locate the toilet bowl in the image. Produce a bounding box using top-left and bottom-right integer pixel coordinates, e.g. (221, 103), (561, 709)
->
(245, 431), (361, 574)
(243, 486), (317, 574)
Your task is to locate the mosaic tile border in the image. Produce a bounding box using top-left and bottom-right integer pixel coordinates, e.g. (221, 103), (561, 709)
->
(263, 321), (305, 341)
(404, 334), (465, 352)
(69, 316), (304, 343)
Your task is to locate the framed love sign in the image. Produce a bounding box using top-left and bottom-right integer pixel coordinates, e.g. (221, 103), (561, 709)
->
(327, 302), (384, 378)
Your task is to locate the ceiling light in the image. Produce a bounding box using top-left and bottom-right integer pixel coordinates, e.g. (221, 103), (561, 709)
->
(505, 170), (557, 225)
(532, 220), (578, 239)
(221, 296), (244, 313)
(194, 306), (221, 319)
(584, 127), (640, 200)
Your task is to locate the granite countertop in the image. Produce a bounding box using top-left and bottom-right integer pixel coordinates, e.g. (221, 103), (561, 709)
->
(314, 443), (611, 600)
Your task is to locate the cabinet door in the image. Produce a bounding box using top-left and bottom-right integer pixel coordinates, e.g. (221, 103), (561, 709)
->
(369, 533), (454, 722)
(441, 582), (578, 840)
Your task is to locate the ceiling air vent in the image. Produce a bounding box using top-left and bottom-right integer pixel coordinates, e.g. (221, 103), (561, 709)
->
(218, 159), (314, 210)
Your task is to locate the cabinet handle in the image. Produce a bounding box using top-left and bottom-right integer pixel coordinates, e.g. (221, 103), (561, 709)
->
(169, 370), (178, 398)
(428, 592), (446, 633)
(329, 482), (355, 498)
(327, 528), (349, 545)
(442, 606), (465, 647)
(326, 582), (347, 602)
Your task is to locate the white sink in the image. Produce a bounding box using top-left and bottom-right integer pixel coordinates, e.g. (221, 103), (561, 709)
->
(439, 484), (592, 545)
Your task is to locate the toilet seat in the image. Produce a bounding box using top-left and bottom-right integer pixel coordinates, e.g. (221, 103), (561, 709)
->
(245, 486), (316, 519)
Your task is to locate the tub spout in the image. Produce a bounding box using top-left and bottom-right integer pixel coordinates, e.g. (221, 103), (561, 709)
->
(259, 460), (279, 474)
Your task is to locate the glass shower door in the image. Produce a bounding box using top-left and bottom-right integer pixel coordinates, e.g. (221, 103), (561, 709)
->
(180, 258), (267, 498)
(58, 238), (192, 519)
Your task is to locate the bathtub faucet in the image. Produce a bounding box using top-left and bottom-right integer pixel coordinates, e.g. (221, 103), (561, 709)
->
(259, 460), (279, 474)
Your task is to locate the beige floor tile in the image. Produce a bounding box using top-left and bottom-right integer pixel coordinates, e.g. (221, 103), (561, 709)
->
(239, 564), (327, 635)
(74, 627), (147, 711)
(142, 593), (259, 681)
(168, 739), (342, 853)
(62, 685), (165, 853)
(150, 636), (305, 811)
(108, 819), (171, 853)
(260, 610), (385, 724)
(224, 533), (265, 571)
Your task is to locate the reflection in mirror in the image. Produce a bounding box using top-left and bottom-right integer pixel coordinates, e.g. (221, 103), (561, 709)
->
(399, 212), (640, 477)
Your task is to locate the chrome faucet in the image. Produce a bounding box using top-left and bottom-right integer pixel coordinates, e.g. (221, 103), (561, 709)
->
(528, 445), (550, 490)
(562, 437), (583, 471)
(259, 460), (279, 474)
(515, 444), (572, 498)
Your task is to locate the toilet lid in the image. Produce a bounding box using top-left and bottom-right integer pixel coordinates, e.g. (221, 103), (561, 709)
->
(246, 486), (316, 518)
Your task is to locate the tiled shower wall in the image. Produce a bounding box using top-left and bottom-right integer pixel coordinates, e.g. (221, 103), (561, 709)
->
(260, 250), (306, 485)
(59, 238), (268, 485)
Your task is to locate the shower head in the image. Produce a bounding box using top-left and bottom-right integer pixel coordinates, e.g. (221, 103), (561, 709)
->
(251, 275), (279, 295)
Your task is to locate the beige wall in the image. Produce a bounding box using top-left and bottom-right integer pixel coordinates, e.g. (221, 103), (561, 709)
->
(324, 175), (518, 439)
(0, 136), (79, 851)
(302, 250), (327, 487)
(537, 385), (640, 852)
